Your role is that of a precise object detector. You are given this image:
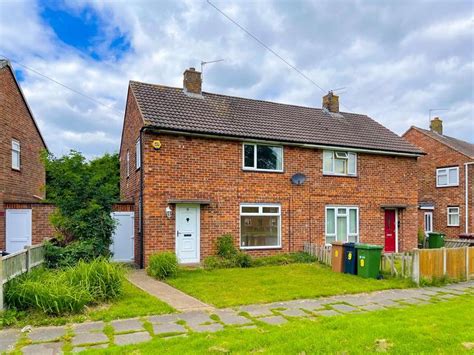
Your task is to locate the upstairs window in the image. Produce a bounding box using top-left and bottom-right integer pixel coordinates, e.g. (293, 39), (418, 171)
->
(126, 150), (130, 177)
(325, 206), (359, 244)
(11, 139), (20, 170)
(135, 138), (141, 169)
(323, 150), (357, 176)
(243, 143), (283, 172)
(447, 207), (460, 226)
(436, 167), (459, 187)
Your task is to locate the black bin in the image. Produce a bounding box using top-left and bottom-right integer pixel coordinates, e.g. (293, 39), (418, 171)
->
(343, 242), (357, 274)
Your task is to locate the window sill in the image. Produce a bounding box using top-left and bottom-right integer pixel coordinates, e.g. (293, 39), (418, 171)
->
(11, 168), (21, 172)
(323, 173), (357, 178)
(240, 246), (282, 250)
(447, 225), (460, 227)
(436, 185), (459, 188)
(242, 168), (284, 174)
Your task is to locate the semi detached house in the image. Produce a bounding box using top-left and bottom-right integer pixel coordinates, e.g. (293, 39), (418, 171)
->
(120, 68), (424, 267)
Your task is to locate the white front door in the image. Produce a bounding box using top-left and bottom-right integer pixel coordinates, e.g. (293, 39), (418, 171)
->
(424, 211), (433, 235)
(176, 205), (200, 264)
(6, 209), (32, 253)
(111, 212), (135, 262)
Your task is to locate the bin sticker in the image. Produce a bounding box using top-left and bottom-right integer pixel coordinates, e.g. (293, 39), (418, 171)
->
(335, 250), (339, 257)
(348, 252), (352, 260)
(360, 258), (365, 267)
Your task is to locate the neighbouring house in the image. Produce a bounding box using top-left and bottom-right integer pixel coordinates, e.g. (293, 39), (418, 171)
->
(119, 67), (424, 267)
(403, 118), (474, 239)
(0, 60), (55, 253)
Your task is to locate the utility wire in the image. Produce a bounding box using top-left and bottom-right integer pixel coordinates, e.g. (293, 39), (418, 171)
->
(0, 54), (123, 115)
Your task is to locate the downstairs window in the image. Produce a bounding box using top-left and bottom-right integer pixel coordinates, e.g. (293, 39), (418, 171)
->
(240, 204), (281, 249)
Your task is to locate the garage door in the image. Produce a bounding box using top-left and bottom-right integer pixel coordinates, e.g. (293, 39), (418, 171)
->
(111, 212), (134, 262)
(6, 209), (32, 254)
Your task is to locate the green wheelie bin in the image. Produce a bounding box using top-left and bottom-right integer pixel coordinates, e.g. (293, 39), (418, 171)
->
(427, 232), (445, 248)
(355, 244), (383, 279)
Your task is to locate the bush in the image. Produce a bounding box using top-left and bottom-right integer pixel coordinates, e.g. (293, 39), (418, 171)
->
(64, 258), (124, 301)
(234, 252), (253, 268)
(147, 252), (178, 280)
(252, 252), (315, 267)
(5, 268), (91, 315)
(44, 239), (106, 269)
(203, 256), (236, 270)
(216, 234), (237, 259)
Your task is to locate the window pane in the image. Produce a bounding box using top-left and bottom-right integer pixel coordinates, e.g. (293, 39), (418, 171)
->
(323, 151), (333, 172)
(242, 206), (259, 213)
(256, 146), (282, 170)
(348, 153), (356, 175)
(347, 234), (357, 242)
(12, 151), (20, 169)
(449, 213), (459, 226)
(437, 173), (447, 186)
(449, 168), (458, 185)
(326, 235), (336, 244)
(262, 207), (279, 214)
(337, 216), (347, 242)
(337, 208), (346, 215)
(244, 144), (255, 168)
(349, 209), (357, 233)
(326, 209), (335, 234)
(335, 151), (348, 159)
(240, 216), (279, 247)
(334, 158), (347, 174)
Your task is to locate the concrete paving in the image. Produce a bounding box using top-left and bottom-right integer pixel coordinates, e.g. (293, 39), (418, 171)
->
(4, 280), (473, 354)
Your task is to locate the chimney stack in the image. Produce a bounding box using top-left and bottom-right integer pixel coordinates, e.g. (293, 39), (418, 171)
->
(183, 67), (202, 95)
(430, 117), (443, 135)
(322, 91), (339, 113)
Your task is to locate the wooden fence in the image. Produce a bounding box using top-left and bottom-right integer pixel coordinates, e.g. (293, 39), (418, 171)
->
(381, 252), (414, 279)
(0, 244), (45, 309)
(303, 242), (332, 266)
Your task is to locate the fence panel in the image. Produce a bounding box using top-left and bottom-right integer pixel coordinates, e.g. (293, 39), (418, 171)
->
(419, 249), (444, 279)
(2, 250), (27, 284)
(304, 242), (332, 267)
(381, 252), (413, 278)
(446, 247), (466, 279)
(469, 248), (474, 278)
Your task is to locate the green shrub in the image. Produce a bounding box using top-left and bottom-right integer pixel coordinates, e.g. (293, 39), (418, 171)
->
(251, 252), (315, 267)
(64, 258), (123, 301)
(203, 256), (236, 270)
(147, 252), (178, 280)
(44, 239), (106, 269)
(5, 268), (91, 315)
(234, 252), (253, 268)
(216, 234), (237, 259)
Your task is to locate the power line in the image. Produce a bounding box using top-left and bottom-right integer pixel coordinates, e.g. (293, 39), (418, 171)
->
(0, 54), (123, 115)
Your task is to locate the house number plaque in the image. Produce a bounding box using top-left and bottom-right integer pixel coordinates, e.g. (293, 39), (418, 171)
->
(152, 140), (162, 150)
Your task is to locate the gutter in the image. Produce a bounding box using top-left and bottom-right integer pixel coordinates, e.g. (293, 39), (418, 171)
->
(144, 127), (424, 158)
(465, 162), (474, 234)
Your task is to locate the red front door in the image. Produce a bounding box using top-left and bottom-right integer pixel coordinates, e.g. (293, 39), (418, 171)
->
(384, 210), (396, 252)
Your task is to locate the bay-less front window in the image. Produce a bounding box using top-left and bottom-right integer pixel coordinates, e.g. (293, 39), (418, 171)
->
(325, 206), (359, 244)
(11, 139), (20, 170)
(243, 143), (283, 171)
(447, 207), (460, 226)
(240, 204), (281, 248)
(323, 150), (357, 176)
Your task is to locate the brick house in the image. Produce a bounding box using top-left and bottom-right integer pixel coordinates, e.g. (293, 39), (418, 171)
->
(120, 67), (423, 267)
(403, 119), (474, 239)
(0, 60), (55, 253)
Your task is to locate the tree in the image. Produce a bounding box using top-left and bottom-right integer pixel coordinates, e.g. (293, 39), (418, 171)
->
(42, 151), (120, 265)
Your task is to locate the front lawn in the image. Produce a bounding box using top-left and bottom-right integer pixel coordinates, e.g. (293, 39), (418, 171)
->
(166, 263), (413, 308)
(1, 280), (175, 328)
(85, 294), (474, 354)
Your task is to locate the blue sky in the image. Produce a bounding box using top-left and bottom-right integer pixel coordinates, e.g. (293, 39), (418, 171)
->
(0, 0), (472, 157)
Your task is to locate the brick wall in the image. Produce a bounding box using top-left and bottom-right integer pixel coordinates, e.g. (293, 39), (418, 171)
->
(404, 128), (474, 238)
(0, 65), (48, 249)
(133, 132), (419, 266)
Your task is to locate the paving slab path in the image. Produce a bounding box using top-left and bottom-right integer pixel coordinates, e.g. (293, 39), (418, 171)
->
(1, 281), (472, 354)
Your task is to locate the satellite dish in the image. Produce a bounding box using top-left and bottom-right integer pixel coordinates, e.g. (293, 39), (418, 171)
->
(291, 173), (306, 185)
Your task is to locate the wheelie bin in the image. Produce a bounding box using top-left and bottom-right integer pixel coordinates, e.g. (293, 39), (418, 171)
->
(343, 242), (357, 274)
(427, 232), (445, 248)
(331, 241), (344, 273)
(355, 244), (383, 279)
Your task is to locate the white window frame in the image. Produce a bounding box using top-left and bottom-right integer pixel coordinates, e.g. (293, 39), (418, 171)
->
(323, 150), (357, 176)
(126, 150), (130, 177)
(436, 167), (459, 187)
(325, 206), (359, 245)
(447, 207), (460, 227)
(240, 203), (281, 249)
(424, 211), (433, 235)
(135, 138), (141, 170)
(242, 143), (284, 172)
(11, 139), (20, 170)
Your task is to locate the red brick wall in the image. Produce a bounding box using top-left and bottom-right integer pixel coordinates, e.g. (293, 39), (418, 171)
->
(404, 128), (474, 238)
(0, 65), (48, 249)
(136, 133), (419, 265)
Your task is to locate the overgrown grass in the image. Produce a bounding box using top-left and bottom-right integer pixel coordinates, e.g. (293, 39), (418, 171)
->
(83, 294), (474, 354)
(167, 263), (414, 308)
(0, 280), (175, 328)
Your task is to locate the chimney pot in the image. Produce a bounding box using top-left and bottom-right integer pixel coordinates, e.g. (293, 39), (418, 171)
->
(183, 67), (202, 95)
(322, 91), (339, 113)
(430, 117), (443, 135)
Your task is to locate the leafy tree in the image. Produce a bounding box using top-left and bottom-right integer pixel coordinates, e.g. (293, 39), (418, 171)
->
(42, 151), (120, 266)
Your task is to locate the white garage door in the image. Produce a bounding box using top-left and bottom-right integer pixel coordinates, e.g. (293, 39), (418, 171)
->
(111, 212), (135, 262)
(6, 209), (32, 254)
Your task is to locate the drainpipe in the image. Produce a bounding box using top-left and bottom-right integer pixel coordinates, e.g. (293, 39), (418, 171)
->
(139, 128), (145, 269)
(465, 162), (474, 234)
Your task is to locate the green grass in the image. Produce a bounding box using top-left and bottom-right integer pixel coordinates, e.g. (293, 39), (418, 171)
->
(1, 280), (175, 328)
(84, 294), (474, 354)
(166, 263), (414, 308)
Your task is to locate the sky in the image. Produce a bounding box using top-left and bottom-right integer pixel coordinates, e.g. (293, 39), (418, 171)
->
(0, 0), (473, 158)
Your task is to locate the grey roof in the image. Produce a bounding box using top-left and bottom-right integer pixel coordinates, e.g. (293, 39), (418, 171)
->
(411, 127), (474, 159)
(130, 81), (423, 155)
